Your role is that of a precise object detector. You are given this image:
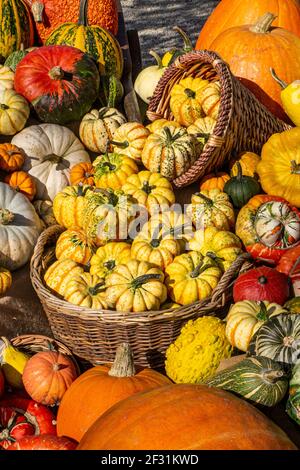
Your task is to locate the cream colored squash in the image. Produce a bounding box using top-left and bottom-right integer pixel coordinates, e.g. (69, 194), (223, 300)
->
(0, 89), (30, 135)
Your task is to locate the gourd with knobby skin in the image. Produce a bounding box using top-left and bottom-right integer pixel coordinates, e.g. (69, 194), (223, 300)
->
(141, 125), (200, 180)
(4, 45), (36, 72)
(111, 122), (150, 163)
(0, 89), (30, 135)
(57, 343), (171, 442)
(12, 124), (91, 201)
(134, 51), (166, 104)
(257, 127), (300, 207)
(44, 258), (84, 297)
(225, 300), (289, 352)
(0, 144), (25, 172)
(187, 189), (235, 231)
(165, 251), (222, 305)
(64, 272), (108, 309)
(205, 356), (289, 408)
(89, 242), (131, 279)
(0, 182), (42, 271)
(45, 0), (123, 79)
(122, 171), (175, 216)
(224, 162), (261, 209)
(248, 313), (300, 365)
(170, 76), (209, 126)
(53, 184), (93, 229)
(0, 267), (12, 295)
(79, 107), (126, 154)
(55, 227), (94, 265)
(4, 171), (36, 201)
(105, 260), (167, 312)
(162, 26), (193, 67)
(93, 153), (138, 190)
(131, 219), (182, 271)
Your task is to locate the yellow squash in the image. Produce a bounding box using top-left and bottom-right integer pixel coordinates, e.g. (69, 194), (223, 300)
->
(53, 184), (93, 229)
(257, 127), (300, 207)
(111, 122), (150, 162)
(271, 68), (300, 127)
(0, 267), (12, 295)
(187, 189), (235, 231)
(165, 251), (222, 305)
(93, 153), (138, 190)
(64, 273), (108, 309)
(105, 259), (167, 312)
(44, 259), (84, 297)
(55, 227), (94, 265)
(146, 119), (180, 133)
(170, 76), (209, 126)
(230, 152), (261, 178)
(90, 242), (132, 278)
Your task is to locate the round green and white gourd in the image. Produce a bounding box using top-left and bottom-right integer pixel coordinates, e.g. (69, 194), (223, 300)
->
(0, 182), (43, 271)
(205, 356), (289, 407)
(248, 314), (300, 365)
(225, 300), (289, 352)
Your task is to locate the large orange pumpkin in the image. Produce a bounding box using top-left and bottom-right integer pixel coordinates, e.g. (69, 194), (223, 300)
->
(196, 0), (300, 50)
(22, 351), (78, 406)
(78, 384), (297, 450)
(207, 13), (300, 121)
(57, 343), (171, 442)
(27, 0), (118, 43)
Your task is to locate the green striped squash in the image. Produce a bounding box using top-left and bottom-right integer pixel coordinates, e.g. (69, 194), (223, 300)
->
(286, 363), (300, 425)
(205, 356), (289, 407)
(0, 0), (34, 59)
(248, 314), (300, 365)
(45, 0), (123, 79)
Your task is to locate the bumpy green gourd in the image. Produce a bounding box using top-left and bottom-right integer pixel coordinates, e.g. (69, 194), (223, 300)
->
(165, 316), (232, 383)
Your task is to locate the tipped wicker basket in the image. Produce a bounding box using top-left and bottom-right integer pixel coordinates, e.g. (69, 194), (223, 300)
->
(30, 225), (252, 369)
(147, 50), (290, 188)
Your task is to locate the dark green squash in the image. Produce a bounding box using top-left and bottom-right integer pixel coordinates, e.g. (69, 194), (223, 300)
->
(205, 356), (289, 407)
(248, 313), (300, 365)
(284, 297), (300, 314)
(224, 162), (261, 208)
(286, 363), (300, 425)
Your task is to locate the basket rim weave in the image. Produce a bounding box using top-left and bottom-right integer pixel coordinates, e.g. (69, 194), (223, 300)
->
(30, 225), (252, 324)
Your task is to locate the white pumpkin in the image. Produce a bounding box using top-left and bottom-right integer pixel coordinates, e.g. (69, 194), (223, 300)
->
(0, 89), (30, 135)
(79, 107), (127, 153)
(11, 124), (90, 201)
(0, 65), (14, 91)
(0, 182), (43, 271)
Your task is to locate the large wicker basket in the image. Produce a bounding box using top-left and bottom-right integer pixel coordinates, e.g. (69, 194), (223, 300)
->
(147, 50), (290, 187)
(30, 225), (252, 369)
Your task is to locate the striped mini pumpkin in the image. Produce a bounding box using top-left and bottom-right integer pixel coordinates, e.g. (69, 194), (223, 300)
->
(0, 0), (34, 59)
(55, 227), (94, 265)
(45, 0), (123, 79)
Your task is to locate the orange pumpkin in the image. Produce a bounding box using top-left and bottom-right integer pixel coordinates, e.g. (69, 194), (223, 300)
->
(4, 171), (36, 201)
(196, 0), (300, 50)
(200, 172), (230, 191)
(22, 351), (78, 406)
(70, 162), (95, 186)
(57, 343), (171, 442)
(0, 144), (25, 172)
(78, 384), (297, 450)
(208, 13), (300, 121)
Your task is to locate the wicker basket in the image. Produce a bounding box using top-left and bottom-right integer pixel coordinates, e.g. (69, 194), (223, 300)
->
(147, 50), (290, 188)
(30, 225), (252, 369)
(10, 334), (81, 374)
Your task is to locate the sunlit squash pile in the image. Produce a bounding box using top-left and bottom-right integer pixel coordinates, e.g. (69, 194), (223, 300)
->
(0, 0), (300, 451)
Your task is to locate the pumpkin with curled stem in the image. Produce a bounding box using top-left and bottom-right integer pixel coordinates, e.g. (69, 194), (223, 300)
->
(187, 189), (235, 231)
(64, 272), (108, 309)
(142, 125), (200, 180)
(89, 242), (131, 279)
(105, 260), (167, 312)
(122, 171), (175, 216)
(165, 251), (222, 305)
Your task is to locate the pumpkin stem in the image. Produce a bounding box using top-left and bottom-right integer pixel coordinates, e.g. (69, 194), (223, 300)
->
(131, 273), (162, 289)
(108, 343), (136, 377)
(48, 66), (73, 81)
(53, 363), (69, 372)
(249, 12), (277, 34)
(256, 301), (268, 321)
(291, 160), (300, 175)
(270, 68), (288, 90)
(0, 104), (9, 110)
(184, 88), (196, 99)
(103, 260), (116, 271)
(88, 281), (106, 296)
(31, 1), (44, 23)
(78, 0), (89, 27)
(263, 369), (286, 383)
(43, 154), (62, 164)
(110, 140), (129, 149)
(258, 275), (268, 285)
(173, 26), (193, 52)
(235, 162), (244, 180)
(142, 181), (155, 195)
(0, 209), (14, 225)
(193, 192), (213, 206)
(149, 50), (163, 69)
(101, 162), (117, 172)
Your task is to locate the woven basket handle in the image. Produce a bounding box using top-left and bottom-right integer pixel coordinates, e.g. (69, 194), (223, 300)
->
(30, 225), (63, 271)
(210, 253), (252, 304)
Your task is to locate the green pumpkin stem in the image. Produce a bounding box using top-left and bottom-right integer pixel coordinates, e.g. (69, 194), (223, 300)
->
(236, 161), (243, 180)
(249, 12), (277, 34)
(0, 104), (9, 110)
(108, 343), (136, 378)
(256, 301), (268, 321)
(48, 66), (73, 81)
(43, 153), (62, 164)
(103, 260), (116, 271)
(173, 26), (193, 52)
(184, 88), (196, 99)
(88, 282), (106, 297)
(270, 68), (288, 90)
(291, 160), (300, 175)
(194, 192), (213, 206)
(78, 0), (89, 27)
(263, 369), (286, 383)
(31, 1), (44, 23)
(142, 181), (155, 195)
(0, 209), (14, 225)
(110, 140), (129, 149)
(149, 50), (163, 69)
(131, 273), (162, 289)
